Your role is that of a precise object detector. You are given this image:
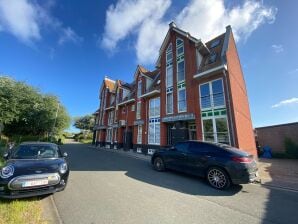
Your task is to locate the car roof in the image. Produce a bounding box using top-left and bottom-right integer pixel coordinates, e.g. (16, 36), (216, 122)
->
(19, 141), (57, 146)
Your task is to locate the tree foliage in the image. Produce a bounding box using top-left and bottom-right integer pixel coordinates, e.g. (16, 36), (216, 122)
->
(0, 76), (71, 137)
(74, 115), (95, 131)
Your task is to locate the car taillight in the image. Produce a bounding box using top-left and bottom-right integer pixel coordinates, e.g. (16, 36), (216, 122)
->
(232, 156), (253, 163)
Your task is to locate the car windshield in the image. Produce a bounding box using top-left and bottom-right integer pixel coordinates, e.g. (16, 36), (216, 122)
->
(11, 145), (60, 159)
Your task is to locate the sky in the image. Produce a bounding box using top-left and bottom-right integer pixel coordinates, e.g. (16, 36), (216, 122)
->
(0, 0), (298, 132)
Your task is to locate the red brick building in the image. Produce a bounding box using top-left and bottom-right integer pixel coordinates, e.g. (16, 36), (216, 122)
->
(93, 22), (257, 156)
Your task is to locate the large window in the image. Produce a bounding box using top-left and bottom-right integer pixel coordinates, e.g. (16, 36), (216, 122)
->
(137, 125), (142, 144)
(166, 44), (173, 114)
(200, 79), (229, 144)
(202, 117), (230, 144)
(176, 38), (185, 83)
(137, 80), (142, 98)
(108, 111), (114, 125)
(148, 97), (160, 144)
(178, 88), (186, 112)
(149, 97), (160, 118)
(106, 128), (113, 142)
(166, 88), (173, 114)
(200, 79), (225, 110)
(136, 101), (141, 119)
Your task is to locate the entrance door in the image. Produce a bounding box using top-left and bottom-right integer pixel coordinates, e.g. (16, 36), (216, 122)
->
(188, 123), (197, 140)
(123, 127), (133, 151)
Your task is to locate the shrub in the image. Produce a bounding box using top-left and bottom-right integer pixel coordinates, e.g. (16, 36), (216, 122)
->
(284, 138), (298, 159)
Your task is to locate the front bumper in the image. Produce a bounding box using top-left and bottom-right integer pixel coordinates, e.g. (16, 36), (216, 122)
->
(0, 173), (67, 199)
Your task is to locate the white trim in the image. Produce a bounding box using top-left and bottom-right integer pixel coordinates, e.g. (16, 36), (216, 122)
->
(140, 90), (160, 98)
(117, 98), (135, 106)
(194, 64), (227, 79)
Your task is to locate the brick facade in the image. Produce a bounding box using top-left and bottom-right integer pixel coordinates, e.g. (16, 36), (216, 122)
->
(93, 23), (257, 156)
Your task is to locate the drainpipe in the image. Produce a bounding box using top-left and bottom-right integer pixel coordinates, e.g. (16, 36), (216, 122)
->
(223, 70), (236, 146)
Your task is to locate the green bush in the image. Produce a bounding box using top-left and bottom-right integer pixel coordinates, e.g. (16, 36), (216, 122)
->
(284, 138), (298, 159)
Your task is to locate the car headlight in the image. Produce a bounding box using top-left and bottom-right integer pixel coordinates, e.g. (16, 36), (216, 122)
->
(59, 163), (68, 174)
(0, 165), (14, 178)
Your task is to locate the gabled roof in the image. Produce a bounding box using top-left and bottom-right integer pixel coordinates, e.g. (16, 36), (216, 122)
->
(155, 22), (210, 67)
(133, 65), (149, 80)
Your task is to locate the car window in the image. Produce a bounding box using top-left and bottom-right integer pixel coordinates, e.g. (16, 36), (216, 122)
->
(175, 142), (190, 153)
(189, 142), (219, 153)
(11, 145), (59, 159)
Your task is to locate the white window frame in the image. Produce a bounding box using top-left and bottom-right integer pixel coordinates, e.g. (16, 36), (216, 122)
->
(201, 115), (230, 145)
(166, 89), (173, 114)
(137, 125), (142, 144)
(176, 38), (185, 83)
(106, 128), (113, 142)
(137, 80), (142, 98)
(136, 101), (141, 119)
(148, 97), (160, 145)
(178, 88), (187, 113)
(199, 78), (226, 111)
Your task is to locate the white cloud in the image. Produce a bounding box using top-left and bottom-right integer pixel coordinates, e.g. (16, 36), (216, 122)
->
(58, 27), (82, 45)
(101, 0), (277, 65)
(272, 98), (298, 108)
(0, 0), (81, 45)
(0, 0), (41, 43)
(272, 44), (284, 53)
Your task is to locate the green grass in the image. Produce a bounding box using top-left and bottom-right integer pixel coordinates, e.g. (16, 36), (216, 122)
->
(0, 198), (46, 224)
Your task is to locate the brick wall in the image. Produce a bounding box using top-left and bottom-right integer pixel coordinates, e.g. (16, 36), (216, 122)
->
(225, 31), (257, 156)
(256, 122), (298, 153)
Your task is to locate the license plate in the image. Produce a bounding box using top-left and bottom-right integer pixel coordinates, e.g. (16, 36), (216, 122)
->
(22, 179), (49, 188)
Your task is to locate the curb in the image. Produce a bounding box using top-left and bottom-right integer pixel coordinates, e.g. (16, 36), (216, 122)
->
(50, 195), (63, 224)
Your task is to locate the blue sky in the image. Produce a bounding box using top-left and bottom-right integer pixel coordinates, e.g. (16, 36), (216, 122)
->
(0, 0), (297, 132)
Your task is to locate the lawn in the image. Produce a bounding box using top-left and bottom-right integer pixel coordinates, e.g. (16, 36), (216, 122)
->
(0, 198), (46, 224)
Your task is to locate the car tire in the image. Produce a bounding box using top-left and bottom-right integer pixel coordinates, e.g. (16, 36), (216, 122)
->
(153, 157), (165, 172)
(206, 167), (231, 190)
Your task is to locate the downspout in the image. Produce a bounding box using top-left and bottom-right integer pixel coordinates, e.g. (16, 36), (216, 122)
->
(223, 70), (236, 146)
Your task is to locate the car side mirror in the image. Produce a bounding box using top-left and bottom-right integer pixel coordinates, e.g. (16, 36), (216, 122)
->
(3, 152), (9, 160)
(63, 152), (68, 158)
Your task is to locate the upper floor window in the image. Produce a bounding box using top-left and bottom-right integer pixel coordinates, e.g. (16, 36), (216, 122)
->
(136, 101), (141, 119)
(166, 44), (173, 88)
(149, 97), (160, 118)
(122, 88), (129, 99)
(176, 38), (185, 82)
(200, 79), (225, 110)
(137, 80), (142, 97)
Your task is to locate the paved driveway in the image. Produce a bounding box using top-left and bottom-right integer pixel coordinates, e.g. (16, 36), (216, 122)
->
(53, 144), (298, 224)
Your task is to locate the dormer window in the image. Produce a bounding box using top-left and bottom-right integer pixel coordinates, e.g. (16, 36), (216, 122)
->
(206, 52), (217, 64)
(210, 39), (220, 48)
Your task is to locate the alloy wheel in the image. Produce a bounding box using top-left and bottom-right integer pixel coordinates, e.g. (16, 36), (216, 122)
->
(207, 168), (229, 189)
(154, 157), (165, 171)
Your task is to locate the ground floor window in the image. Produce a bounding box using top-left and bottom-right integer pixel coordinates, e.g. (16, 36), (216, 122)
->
(202, 116), (230, 144)
(137, 125), (142, 144)
(106, 128), (113, 142)
(148, 118), (160, 144)
(113, 128), (117, 142)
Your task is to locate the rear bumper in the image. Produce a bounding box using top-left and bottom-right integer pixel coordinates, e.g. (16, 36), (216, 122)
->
(230, 169), (259, 185)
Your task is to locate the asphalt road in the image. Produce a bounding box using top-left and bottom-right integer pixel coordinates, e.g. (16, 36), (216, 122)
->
(53, 144), (298, 224)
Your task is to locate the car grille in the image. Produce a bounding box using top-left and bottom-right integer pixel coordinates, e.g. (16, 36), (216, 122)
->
(9, 186), (55, 196)
(8, 173), (60, 190)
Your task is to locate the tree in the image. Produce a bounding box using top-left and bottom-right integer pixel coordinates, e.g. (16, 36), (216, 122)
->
(74, 115), (95, 131)
(0, 76), (71, 139)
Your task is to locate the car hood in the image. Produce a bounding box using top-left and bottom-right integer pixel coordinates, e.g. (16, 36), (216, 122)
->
(3, 158), (65, 176)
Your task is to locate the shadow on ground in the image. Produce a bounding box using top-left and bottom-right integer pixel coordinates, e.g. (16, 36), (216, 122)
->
(62, 143), (243, 197)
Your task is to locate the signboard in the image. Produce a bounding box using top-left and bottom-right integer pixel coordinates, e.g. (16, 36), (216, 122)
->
(162, 113), (195, 123)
